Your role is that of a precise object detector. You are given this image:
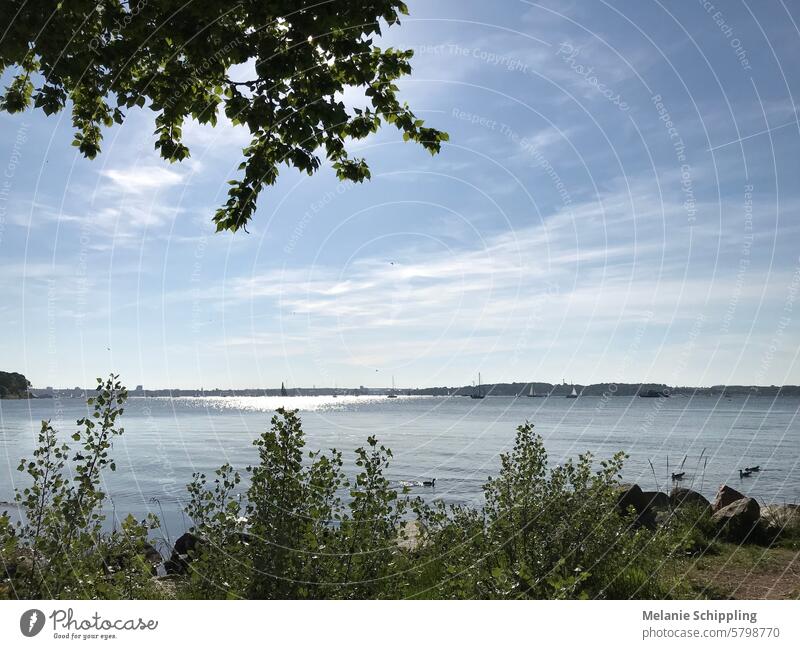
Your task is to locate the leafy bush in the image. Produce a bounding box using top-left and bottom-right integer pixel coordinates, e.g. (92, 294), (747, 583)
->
(183, 409), (409, 599)
(183, 418), (684, 599)
(0, 376), (162, 599)
(408, 422), (673, 599)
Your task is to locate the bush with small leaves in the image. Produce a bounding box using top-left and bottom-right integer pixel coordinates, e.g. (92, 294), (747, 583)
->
(0, 376), (161, 599)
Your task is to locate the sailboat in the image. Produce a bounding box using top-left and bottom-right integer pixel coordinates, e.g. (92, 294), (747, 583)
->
(387, 375), (398, 398)
(566, 384), (578, 399)
(471, 373), (485, 399)
(280, 381), (288, 397)
(528, 384), (545, 397)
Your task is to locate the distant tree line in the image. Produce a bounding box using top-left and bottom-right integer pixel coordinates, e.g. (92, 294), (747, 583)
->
(0, 371), (30, 398)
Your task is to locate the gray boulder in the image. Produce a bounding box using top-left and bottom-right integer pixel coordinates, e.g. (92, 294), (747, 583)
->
(615, 484), (670, 528)
(712, 484), (745, 513)
(165, 532), (203, 575)
(712, 497), (760, 539)
(669, 487), (711, 511)
(641, 491), (669, 513)
(761, 504), (800, 532)
(142, 542), (163, 575)
(615, 483), (647, 514)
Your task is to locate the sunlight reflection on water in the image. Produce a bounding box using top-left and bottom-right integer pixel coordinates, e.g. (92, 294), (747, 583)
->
(170, 394), (423, 413)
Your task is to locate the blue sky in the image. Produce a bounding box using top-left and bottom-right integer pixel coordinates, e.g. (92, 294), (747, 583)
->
(1, 0), (799, 389)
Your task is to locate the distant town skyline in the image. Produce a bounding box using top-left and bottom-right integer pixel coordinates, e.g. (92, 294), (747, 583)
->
(2, 1), (799, 388)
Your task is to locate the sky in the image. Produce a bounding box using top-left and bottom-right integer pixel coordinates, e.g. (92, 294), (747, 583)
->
(1, 0), (799, 390)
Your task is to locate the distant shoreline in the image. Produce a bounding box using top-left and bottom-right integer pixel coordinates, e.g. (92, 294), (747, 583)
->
(22, 382), (800, 399)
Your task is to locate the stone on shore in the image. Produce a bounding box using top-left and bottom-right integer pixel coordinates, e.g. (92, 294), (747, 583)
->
(397, 520), (422, 551)
(143, 542), (163, 575)
(641, 491), (669, 513)
(669, 487), (711, 511)
(165, 532), (203, 575)
(615, 483), (647, 514)
(615, 484), (669, 528)
(712, 497), (761, 540)
(712, 484), (745, 513)
(761, 504), (800, 533)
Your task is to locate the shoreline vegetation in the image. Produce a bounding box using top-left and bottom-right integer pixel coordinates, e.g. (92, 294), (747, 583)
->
(0, 371), (31, 399)
(1, 376), (798, 600)
(13, 380), (800, 399)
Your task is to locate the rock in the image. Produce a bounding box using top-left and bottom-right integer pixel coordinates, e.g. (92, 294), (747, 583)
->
(615, 483), (647, 514)
(397, 520), (422, 551)
(761, 504), (800, 532)
(2, 550), (34, 579)
(669, 487), (711, 511)
(712, 485), (745, 513)
(641, 491), (669, 513)
(614, 485), (668, 529)
(174, 531), (201, 556)
(712, 497), (761, 540)
(165, 532), (203, 575)
(142, 543), (163, 575)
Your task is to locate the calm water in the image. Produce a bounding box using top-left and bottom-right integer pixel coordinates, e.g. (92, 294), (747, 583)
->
(1, 394), (798, 537)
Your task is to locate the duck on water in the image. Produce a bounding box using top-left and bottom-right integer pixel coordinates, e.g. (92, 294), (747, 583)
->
(399, 478), (436, 488)
(739, 466), (761, 479)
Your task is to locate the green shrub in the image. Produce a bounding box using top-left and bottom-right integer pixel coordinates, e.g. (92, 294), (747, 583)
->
(184, 418), (682, 599)
(408, 422), (672, 599)
(0, 376), (161, 599)
(182, 409), (409, 599)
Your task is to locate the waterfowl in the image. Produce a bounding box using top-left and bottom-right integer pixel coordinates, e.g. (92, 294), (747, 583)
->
(739, 469), (752, 478)
(671, 472), (685, 481)
(422, 478), (436, 487)
(745, 465), (760, 472)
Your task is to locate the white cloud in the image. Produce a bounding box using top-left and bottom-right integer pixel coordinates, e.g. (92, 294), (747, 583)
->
(100, 166), (185, 193)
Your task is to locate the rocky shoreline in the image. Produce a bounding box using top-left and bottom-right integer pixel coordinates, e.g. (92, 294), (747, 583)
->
(615, 482), (799, 541)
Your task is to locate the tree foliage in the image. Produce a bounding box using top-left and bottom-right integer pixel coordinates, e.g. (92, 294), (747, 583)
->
(0, 0), (447, 231)
(0, 371), (31, 398)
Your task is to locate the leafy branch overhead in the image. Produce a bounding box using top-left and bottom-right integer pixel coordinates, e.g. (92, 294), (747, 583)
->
(0, 1), (448, 231)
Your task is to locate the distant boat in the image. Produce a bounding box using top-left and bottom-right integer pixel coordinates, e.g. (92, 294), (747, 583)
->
(566, 385), (578, 399)
(639, 389), (669, 398)
(527, 384), (544, 397)
(471, 373), (485, 399)
(387, 375), (398, 398)
(280, 382), (288, 397)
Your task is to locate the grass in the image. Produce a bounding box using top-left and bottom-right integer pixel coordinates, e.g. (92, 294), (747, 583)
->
(682, 542), (800, 599)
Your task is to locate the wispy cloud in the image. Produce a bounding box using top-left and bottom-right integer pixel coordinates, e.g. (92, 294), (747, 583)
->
(100, 166), (185, 193)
